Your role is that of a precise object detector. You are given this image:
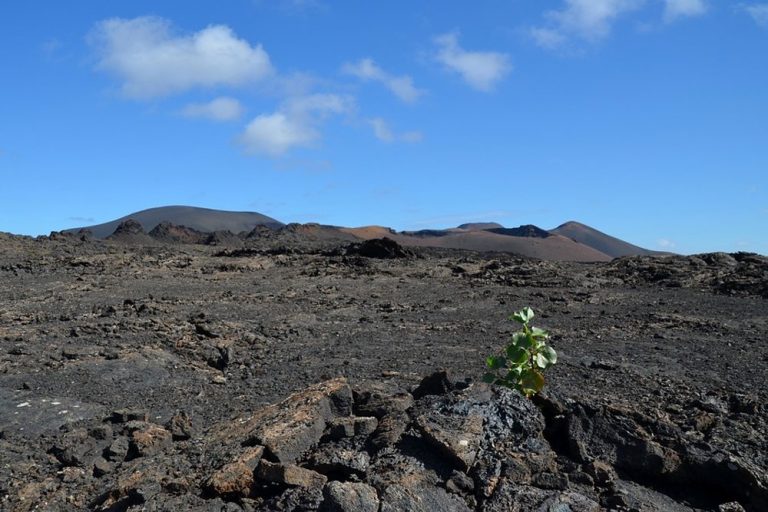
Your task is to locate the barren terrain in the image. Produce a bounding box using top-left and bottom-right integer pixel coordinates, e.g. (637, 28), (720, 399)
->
(0, 231), (766, 511)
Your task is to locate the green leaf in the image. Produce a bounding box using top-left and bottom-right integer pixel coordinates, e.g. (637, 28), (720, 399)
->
(520, 369), (545, 396)
(540, 345), (558, 366)
(485, 307), (556, 395)
(524, 333), (536, 350)
(486, 356), (506, 370)
(506, 367), (523, 381)
(511, 332), (528, 347)
(520, 307), (534, 323)
(506, 345), (529, 366)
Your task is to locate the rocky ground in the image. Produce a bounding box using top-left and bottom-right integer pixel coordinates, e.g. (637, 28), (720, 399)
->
(0, 231), (766, 511)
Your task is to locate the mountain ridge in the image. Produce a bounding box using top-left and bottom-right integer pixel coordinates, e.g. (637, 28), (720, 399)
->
(64, 206), (665, 262)
(64, 205), (284, 238)
(550, 220), (669, 258)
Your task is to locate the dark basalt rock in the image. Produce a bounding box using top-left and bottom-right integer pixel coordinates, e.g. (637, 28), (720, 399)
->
(346, 238), (414, 259)
(1, 230), (766, 511)
(148, 221), (206, 244)
(5, 366), (768, 511)
(111, 219), (145, 236)
(607, 252), (768, 297)
(487, 224), (551, 238)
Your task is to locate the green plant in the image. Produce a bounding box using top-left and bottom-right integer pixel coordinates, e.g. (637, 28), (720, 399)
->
(483, 307), (558, 397)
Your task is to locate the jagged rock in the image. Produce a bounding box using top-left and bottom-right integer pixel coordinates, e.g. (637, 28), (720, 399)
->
(210, 377), (353, 463)
(307, 443), (370, 477)
(110, 408), (149, 423)
(203, 230), (242, 247)
(128, 424), (172, 458)
(484, 480), (600, 512)
(205, 461), (254, 498)
(587, 460), (617, 486)
(265, 486), (325, 512)
(369, 410), (410, 450)
(347, 238), (413, 259)
(205, 443), (265, 496)
(379, 483), (471, 512)
(148, 222), (205, 244)
(93, 457), (113, 477)
(257, 460), (327, 489)
(531, 471), (569, 490)
(111, 219), (145, 236)
(107, 436), (130, 461)
(89, 424), (112, 441)
(412, 369), (454, 399)
(321, 481), (379, 512)
(353, 385), (414, 419)
(729, 393), (761, 415)
(446, 470), (475, 494)
(49, 428), (105, 468)
(166, 411), (193, 440)
(719, 502), (747, 512)
(326, 416), (378, 441)
(415, 412), (483, 471)
(487, 225), (551, 238)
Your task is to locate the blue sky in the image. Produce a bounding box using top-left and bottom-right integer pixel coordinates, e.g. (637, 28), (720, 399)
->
(1, 0), (766, 254)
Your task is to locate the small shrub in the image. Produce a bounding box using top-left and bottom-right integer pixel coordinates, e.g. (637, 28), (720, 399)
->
(483, 307), (557, 397)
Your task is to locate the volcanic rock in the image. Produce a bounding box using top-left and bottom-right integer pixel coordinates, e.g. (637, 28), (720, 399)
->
(346, 237), (413, 259)
(0, 229), (766, 511)
(110, 219), (144, 236)
(487, 224), (551, 238)
(148, 221), (206, 244)
(321, 481), (379, 512)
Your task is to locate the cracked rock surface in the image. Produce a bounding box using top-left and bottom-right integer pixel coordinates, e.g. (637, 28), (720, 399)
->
(0, 231), (766, 511)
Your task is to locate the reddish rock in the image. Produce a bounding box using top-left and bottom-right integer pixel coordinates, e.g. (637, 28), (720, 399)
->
(257, 460), (327, 489)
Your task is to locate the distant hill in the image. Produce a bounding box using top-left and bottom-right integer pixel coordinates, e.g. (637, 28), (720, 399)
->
(343, 225), (613, 262)
(60, 206), (664, 261)
(550, 221), (667, 258)
(344, 220), (666, 261)
(65, 206), (284, 238)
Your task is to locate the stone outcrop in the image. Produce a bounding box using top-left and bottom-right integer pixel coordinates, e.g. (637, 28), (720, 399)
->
(29, 371), (766, 511)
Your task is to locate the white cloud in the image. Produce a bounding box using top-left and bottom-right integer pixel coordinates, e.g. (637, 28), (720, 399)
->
(91, 16), (273, 99)
(240, 113), (315, 157)
(529, 27), (567, 49)
(657, 238), (677, 249)
(283, 93), (353, 116)
(342, 58), (424, 103)
(369, 118), (394, 142)
(433, 33), (511, 92)
(181, 97), (244, 121)
(239, 93), (353, 157)
(531, 0), (646, 47)
(740, 3), (768, 27)
(664, 0), (708, 22)
(368, 118), (423, 143)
